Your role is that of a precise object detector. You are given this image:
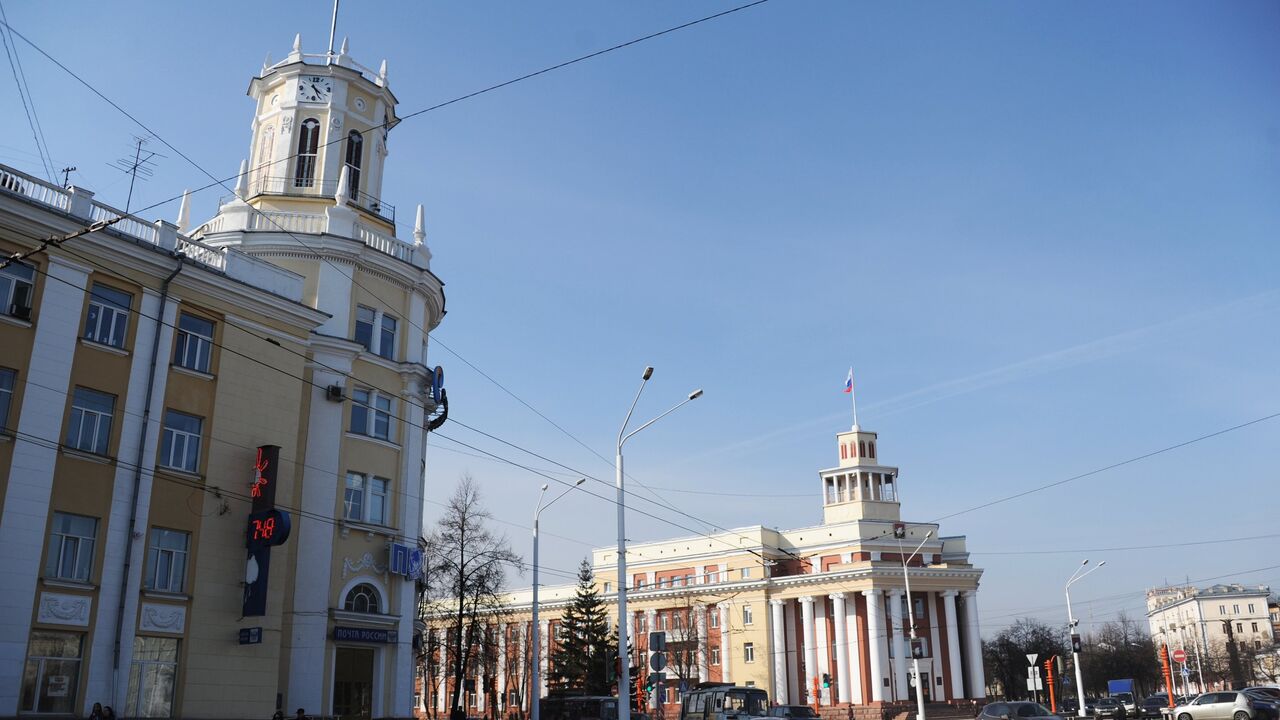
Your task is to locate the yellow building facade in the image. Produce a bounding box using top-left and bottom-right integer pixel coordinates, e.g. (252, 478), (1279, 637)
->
(422, 425), (987, 717)
(0, 35), (443, 720)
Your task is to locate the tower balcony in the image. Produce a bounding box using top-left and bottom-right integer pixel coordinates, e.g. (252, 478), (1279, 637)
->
(221, 175), (396, 227)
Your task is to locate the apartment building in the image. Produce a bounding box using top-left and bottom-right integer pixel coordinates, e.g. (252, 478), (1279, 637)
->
(1147, 583), (1277, 689)
(421, 423), (986, 715)
(0, 35), (444, 720)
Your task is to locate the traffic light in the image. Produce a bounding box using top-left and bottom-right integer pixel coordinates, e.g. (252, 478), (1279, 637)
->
(1071, 634), (1083, 653)
(822, 673), (831, 689)
(606, 649), (617, 683)
(630, 671), (642, 711)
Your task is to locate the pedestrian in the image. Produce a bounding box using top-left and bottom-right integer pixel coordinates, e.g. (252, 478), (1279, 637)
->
(296, 707), (308, 720)
(273, 712), (285, 720)
(89, 703), (105, 720)
(103, 706), (116, 720)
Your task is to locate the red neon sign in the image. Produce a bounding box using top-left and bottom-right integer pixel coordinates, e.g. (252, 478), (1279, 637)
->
(251, 516), (276, 541)
(251, 447), (270, 499)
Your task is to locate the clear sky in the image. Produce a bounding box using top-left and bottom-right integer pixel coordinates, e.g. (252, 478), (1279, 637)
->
(3, 1), (1278, 637)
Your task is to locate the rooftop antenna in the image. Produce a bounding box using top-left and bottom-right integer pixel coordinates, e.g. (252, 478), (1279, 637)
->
(327, 0), (340, 59)
(110, 136), (164, 213)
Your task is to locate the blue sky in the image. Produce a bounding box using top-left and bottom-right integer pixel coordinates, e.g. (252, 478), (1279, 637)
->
(3, 1), (1278, 636)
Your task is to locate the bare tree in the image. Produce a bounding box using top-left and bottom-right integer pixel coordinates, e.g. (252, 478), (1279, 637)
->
(424, 476), (522, 720)
(500, 622), (532, 720)
(665, 599), (705, 696)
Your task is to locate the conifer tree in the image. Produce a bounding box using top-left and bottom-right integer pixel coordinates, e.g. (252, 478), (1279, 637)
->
(549, 559), (617, 695)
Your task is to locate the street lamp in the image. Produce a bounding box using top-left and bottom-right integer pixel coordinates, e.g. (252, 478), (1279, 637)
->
(616, 367), (702, 720)
(898, 530), (933, 720)
(1066, 559), (1106, 717)
(531, 477), (585, 720)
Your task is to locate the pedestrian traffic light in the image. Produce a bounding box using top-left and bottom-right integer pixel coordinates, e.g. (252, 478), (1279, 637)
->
(1071, 634), (1082, 653)
(822, 673), (831, 689)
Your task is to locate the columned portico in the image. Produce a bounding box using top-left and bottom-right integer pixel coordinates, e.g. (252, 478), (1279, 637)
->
(943, 591), (965, 700)
(800, 596), (818, 703)
(888, 589), (908, 700)
(864, 589), (887, 702)
(770, 599), (788, 703)
(961, 591), (985, 698)
(830, 593), (851, 704)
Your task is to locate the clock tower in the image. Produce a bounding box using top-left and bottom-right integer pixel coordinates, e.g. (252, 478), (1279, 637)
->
(242, 34), (398, 231)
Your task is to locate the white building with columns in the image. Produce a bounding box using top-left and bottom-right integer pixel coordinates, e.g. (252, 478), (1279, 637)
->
(421, 421), (985, 716)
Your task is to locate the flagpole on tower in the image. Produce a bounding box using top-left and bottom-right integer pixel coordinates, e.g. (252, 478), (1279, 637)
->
(328, 0), (341, 58)
(845, 368), (858, 429)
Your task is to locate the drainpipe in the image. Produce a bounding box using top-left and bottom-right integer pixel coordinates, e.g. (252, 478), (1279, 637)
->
(112, 256), (184, 704)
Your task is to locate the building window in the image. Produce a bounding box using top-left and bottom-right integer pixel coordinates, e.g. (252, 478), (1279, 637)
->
(1, 260), (34, 319)
(1248, 603), (1255, 613)
(294, 118), (320, 187)
(1255, 640), (1263, 650)
(65, 386), (114, 455)
(743, 643), (755, 663)
(710, 647), (720, 666)
(868, 441), (876, 458)
(1233, 604), (1240, 614)
(1236, 623), (1243, 633)
(126, 636), (178, 718)
(159, 410), (203, 473)
(603, 582), (612, 593)
(0, 367), (14, 430)
(345, 130), (364, 193)
(44, 512), (97, 582)
(173, 313), (214, 373)
(254, 125), (274, 185)
(859, 441), (867, 457)
(350, 389), (392, 441)
(1220, 605), (1226, 615)
(742, 605), (753, 626)
(741, 567), (751, 580)
(354, 305), (375, 350)
(378, 314), (397, 360)
(83, 283), (132, 348)
(710, 611), (719, 629)
(345, 583), (381, 613)
(343, 472), (389, 525)
(20, 631), (83, 713)
(145, 528), (189, 593)
(1252, 622), (1258, 632)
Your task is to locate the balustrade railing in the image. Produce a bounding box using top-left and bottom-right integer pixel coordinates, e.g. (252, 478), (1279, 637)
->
(355, 223), (414, 262)
(90, 203), (156, 244)
(227, 175), (395, 225)
(0, 167), (71, 211)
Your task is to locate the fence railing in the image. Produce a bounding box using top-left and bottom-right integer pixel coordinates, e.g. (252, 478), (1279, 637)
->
(176, 236), (227, 270)
(90, 203), (157, 244)
(227, 175), (395, 225)
(355, 223), (414, 262)
(0, 167), (71, 211)
(249, 210), (326, 234)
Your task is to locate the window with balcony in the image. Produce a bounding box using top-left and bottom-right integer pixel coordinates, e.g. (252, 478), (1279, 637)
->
(173, 313), (214, 373)
(1, 260), (34, 319)
(145, 528), (189, 593)
(44, 512), (97, 582)
(378, 314), (397, 360)
(343, 472), (389, 526)
(159, 410), (203, 473)
(350, 389), (393, 441)
(345, 130), (363, 193)
(83, 283), (132, 348)
(294, 118), (320, 188)
(354, 305), (375, 351)
(0, 367), (14, 431)
(65, 387), (114, 455)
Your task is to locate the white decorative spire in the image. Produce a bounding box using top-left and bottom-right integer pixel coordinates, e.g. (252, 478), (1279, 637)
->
(176, 189), (191, 233)
(288, 33), (302, 61)
(413, 204), (426, 245)
(334, 165), (351, 205)
(378, 59), (388, 86)
(340, 37), (349, 55)
(234, 159), (249, 199)
(261, 53), (272, 75)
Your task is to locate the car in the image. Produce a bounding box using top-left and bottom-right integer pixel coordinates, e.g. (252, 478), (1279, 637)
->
(1173, 691), (1270, 720)
(977, 701), (1062, 720)
(1095, 698), (1128, 720)
(1247, 691), (1280, 704)
(769, 707), (819, 719)
(1242, 692), (1280, 720)
(1142, 696), (1172, 718)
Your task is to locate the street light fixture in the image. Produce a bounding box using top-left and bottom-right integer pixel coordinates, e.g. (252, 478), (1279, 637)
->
(531, 477), (585, 720)
(1066, 559), (1106, 717)
(616, 367), (702, 720)
(899, 530), (933, 720)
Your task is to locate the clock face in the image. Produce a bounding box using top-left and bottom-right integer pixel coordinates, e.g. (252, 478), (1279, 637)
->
(297, 75), (333, 103)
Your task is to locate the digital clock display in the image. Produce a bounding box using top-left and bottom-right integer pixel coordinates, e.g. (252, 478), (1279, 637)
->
(247, 508), (291, 549)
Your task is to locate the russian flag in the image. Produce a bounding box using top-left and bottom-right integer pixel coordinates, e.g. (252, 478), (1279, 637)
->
(844, 368), (853, 394)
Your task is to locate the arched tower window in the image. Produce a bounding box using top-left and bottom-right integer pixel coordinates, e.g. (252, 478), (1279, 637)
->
(858, 441), (866, 458)
(345, 130), (364, 194)
(868, 441), (875, 458)
(294, 118), (320, 188)
(343, 583), (380, 614)
(255, 125), (274, 193)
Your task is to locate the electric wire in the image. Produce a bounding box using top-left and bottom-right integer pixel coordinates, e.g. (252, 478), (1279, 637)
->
(0, 1), (54, 182)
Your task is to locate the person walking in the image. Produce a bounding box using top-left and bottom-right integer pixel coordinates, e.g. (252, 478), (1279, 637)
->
(89, 703), (105, 720)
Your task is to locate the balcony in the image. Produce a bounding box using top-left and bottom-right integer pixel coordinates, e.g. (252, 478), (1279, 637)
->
(227, 175), (395, 226)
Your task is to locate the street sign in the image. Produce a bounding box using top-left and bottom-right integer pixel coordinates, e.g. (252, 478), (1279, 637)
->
(1027, 654), (1039, 665)
(1180, 667), (1190, 678)
(1172, 649), (1187, 664)
(650, 652), (667, 672)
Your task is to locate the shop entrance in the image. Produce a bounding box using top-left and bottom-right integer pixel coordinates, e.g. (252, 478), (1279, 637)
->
(333, 647), (374, 720)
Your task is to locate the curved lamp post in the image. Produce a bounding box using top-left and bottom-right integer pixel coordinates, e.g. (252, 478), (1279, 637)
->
(531, 477), (585, 720)
(899, 531), (933, 720)
(1066, 559), (1106, 717)
(616, 367), (702, 720)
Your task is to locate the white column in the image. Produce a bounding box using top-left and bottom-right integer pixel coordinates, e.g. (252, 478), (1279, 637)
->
(695, 604), (709, 681)
(770, 599), (788, 703)
(831, 593), (852, 704)
(942, 591), (965, 700)
(718, 603), (732, 684)
(539, 619), (550, 700)
(438, 630), (449, 714)
(845, 594), (863, 705)
(961, 591), (985, 698)
(288, 341), (356, 715)
(0, 256), (89, 713)
(392, 368), (429, 717)
(888, 589), (907, 700)
(498, 624), (507, 710)
(815, 599), (831, 704)
(863, 590), (887, 702)
(800, 596), (818, 703)
(928, 592), (944, 699)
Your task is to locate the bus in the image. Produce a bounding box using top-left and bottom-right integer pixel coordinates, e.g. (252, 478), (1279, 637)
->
(680, 683), (770, 720)
(539, 694), (620, 720)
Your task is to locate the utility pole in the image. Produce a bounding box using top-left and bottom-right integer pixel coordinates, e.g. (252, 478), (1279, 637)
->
(60, 166), (75, 187)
